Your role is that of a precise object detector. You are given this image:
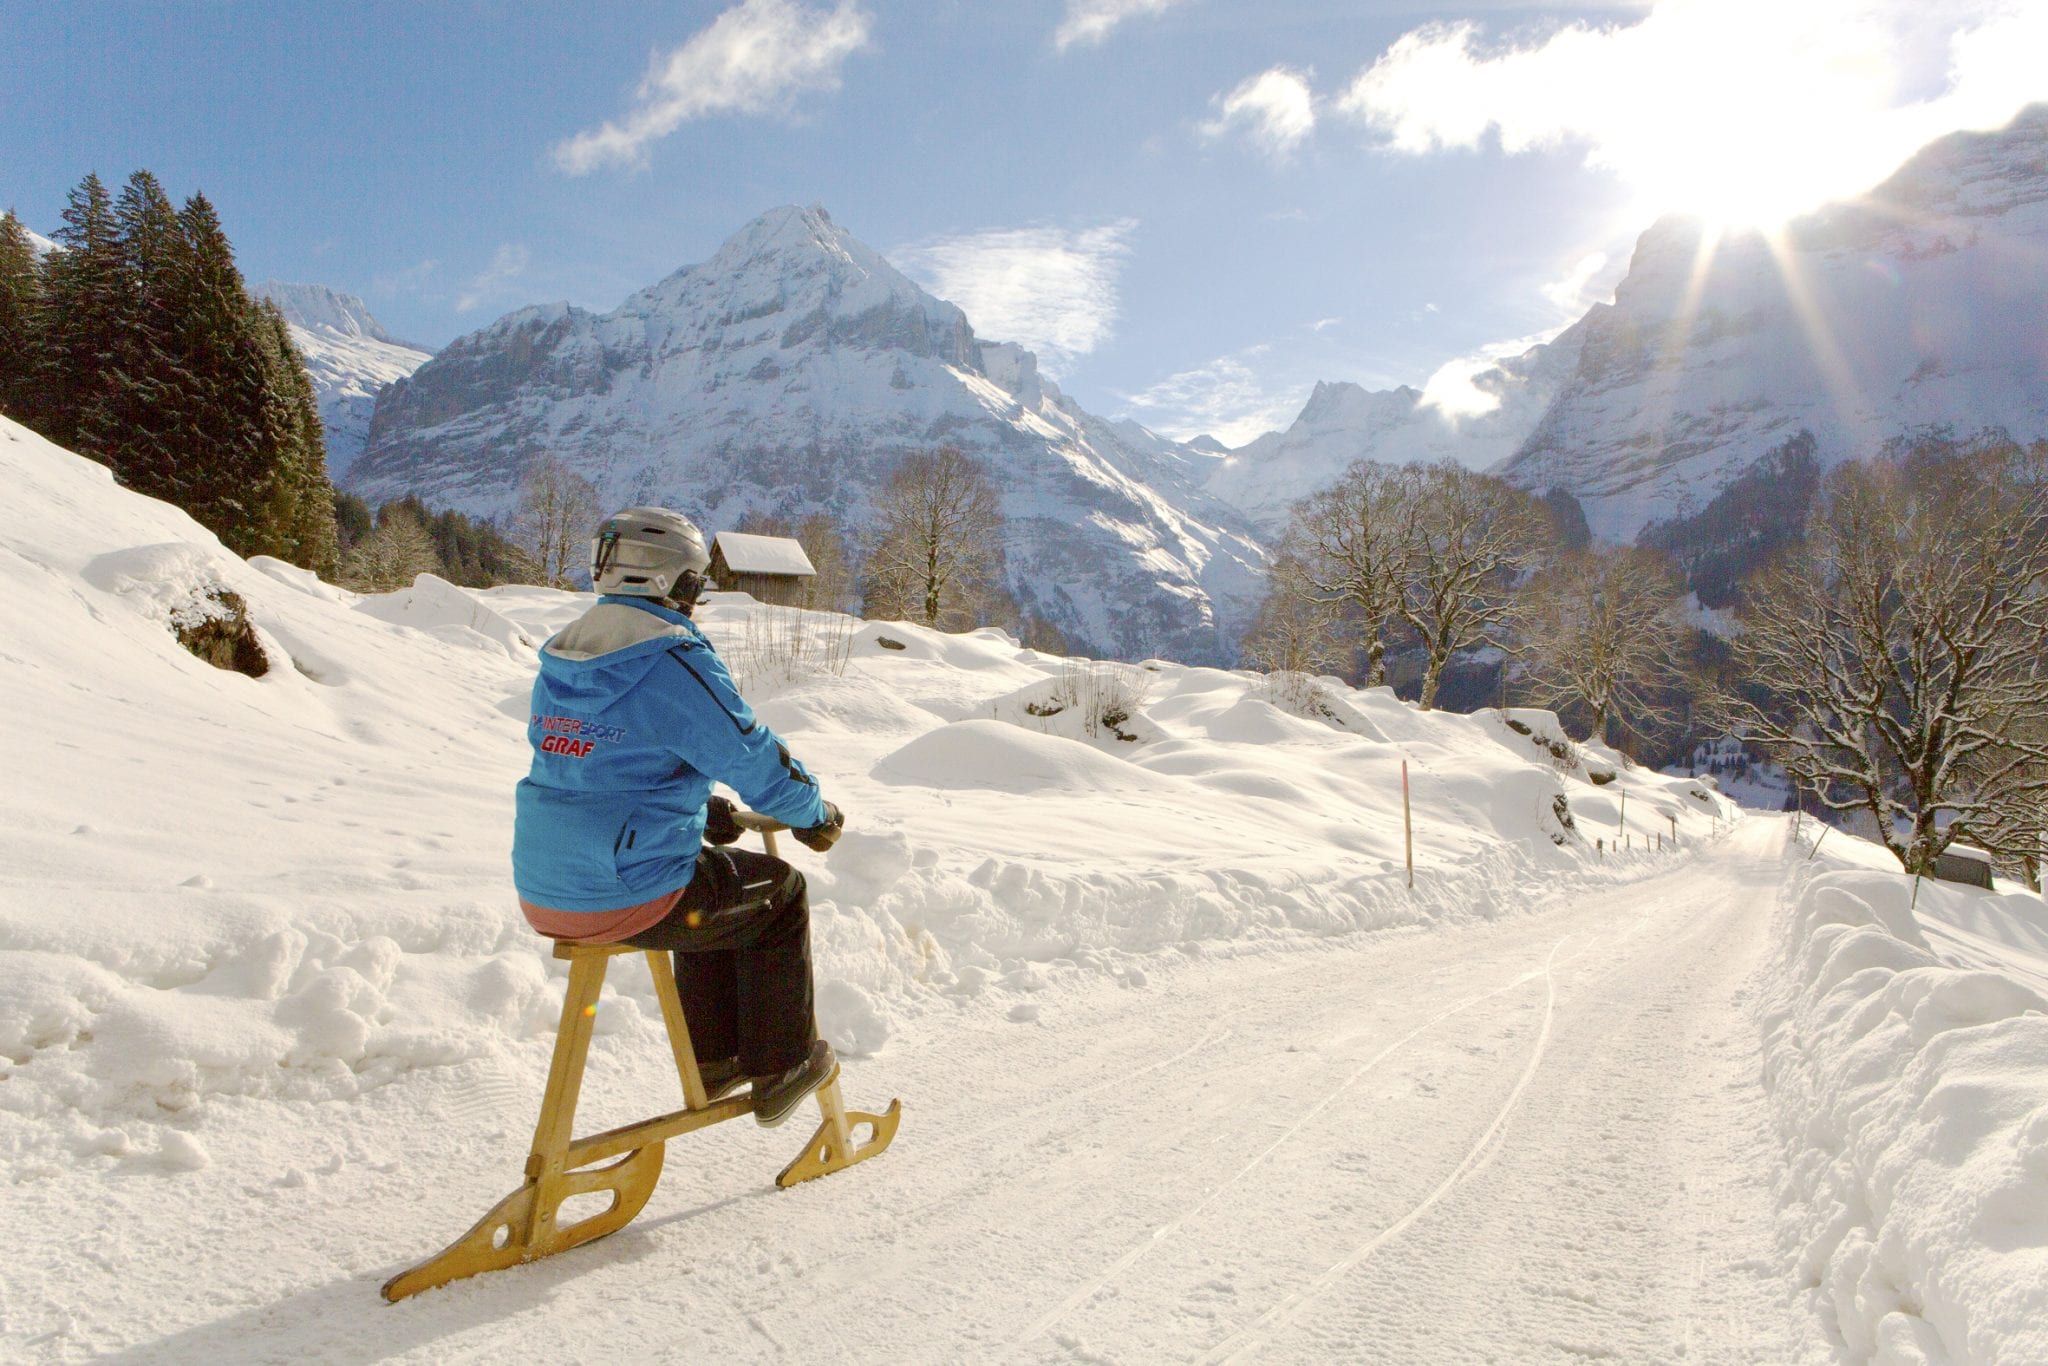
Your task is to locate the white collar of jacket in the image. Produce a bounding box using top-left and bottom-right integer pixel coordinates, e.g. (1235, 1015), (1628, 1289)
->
(543, 595), (704, 662)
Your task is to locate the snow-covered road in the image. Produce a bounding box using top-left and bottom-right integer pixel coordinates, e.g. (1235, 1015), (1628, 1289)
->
(97, 821), (1811, 1364)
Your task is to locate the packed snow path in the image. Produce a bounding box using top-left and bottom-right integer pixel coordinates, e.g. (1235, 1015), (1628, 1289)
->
(86, 821), (1809, 1364)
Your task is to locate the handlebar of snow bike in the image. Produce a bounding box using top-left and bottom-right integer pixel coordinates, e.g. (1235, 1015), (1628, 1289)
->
(732, 809), (789, 857)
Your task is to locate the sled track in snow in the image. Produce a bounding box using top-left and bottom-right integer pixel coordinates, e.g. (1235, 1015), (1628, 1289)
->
(1011, 932), (1582, 1354)
(1197, 937), (1564, 1364)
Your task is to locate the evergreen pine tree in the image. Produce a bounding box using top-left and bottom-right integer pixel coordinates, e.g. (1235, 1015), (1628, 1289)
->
(333, 491), (374, 553)
(41, 173), (123, 453)
(251, 300), (338, 573)
(0, 211), (45, 429)
(83, 171), (190, 502)
(170, 192), (271, 553)
(27, 172), (345, 577)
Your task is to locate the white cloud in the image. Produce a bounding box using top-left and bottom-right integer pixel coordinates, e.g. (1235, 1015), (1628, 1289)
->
(890, 220), (1137, 375)
(1335, 0), (2048, 227)
(1119, 349), (1308, 447)
(1055, 0), (1192, 52)
(554, 0), (872, 174)
(1309, 317), (1342, 333)
(1539, 250), (1617, 315)
(1419, 327), (1565, 420)
(455, 245), (531, 313)
(1201, 66), (1317, 159)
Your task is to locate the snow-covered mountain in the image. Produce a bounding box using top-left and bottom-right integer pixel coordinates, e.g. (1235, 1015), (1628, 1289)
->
(351, 206), (1264, 665)
(24, 226), (57, 258)
(1203, 331), (1584, 535)
(254, 281), (432, 480)
(1503, 106), (2048, 542)
(1206, 106), (2048, 545)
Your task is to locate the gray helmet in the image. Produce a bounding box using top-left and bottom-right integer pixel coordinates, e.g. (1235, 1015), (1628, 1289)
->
(590, 506), (711, 602)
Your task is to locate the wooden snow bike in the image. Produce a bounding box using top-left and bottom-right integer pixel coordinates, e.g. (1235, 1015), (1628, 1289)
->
(382, 812), (901, 1303)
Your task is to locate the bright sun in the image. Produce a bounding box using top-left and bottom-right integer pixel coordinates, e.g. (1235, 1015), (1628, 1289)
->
(1613, 95), (1909, 236)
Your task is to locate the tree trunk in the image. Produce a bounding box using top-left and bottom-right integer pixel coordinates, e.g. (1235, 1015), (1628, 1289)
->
(1418, 658), (1442, 711)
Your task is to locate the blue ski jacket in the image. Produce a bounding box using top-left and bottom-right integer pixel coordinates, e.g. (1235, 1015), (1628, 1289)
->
(511, 595), (829, 914)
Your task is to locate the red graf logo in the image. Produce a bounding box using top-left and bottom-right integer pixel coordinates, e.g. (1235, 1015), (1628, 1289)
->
(539, 735), (595, 758)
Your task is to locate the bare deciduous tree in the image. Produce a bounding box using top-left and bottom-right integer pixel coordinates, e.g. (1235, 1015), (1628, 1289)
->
(1277, 461), (1413, 686)
(514, 454), (599, 590)
(794, 512), (854, 612)
(1241, 551), (1347, 676)
(1718, 445), (2048, 875)
(1512, 546), (1688, 744)
(861, 447), (1006, 629)
(1396, 462), (1551, 710)
(338, 504), (441, 593)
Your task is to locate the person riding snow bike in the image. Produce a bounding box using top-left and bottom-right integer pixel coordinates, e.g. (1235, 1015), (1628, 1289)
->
(511, 505), (844, 1127)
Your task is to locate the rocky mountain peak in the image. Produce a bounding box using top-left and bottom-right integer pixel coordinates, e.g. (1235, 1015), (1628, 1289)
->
(351, 206), (1265, 664)
(1500, 104), (2048, 542)
(255, 281), (417, 348)
(254, 282), (433, 479)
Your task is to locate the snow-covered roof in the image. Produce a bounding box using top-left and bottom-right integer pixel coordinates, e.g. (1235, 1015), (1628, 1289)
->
(713, 531), (815, 577)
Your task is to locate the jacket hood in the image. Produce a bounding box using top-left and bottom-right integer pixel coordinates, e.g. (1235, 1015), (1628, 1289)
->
(536, 597), (701, 710)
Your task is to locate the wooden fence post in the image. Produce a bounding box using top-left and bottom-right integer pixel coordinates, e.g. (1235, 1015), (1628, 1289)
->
(1402, 759), (1414, 890)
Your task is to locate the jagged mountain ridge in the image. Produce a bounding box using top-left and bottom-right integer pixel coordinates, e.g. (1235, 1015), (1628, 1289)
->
(1208, 106), (2048, 545)
(255, 282), (432, 479)
(352, 206), (1265, 664)
(1500, 106), (2048, 540)
(1203, 330), (1585, 536)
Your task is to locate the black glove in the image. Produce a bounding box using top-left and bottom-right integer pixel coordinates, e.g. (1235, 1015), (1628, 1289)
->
(702, 795), (742, 846)
(793, 801), (844, 853)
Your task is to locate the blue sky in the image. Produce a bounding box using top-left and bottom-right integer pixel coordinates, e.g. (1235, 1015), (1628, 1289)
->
(4, 1), (2042, 445)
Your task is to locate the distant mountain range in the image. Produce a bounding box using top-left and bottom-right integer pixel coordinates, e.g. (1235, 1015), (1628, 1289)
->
(1212, 105), (2048, 543)
(349, 206), (1264, 664)
(307, 106), (2046, 661)
(253, 282), (432, 479)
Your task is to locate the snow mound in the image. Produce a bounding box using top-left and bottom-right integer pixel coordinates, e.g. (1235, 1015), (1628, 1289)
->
(351, 572), (537, 661)
(873, 719), (1171, 796)
(1759, 863), (2048, 1363)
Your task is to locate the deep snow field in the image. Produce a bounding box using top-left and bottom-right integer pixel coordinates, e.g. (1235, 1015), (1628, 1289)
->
(2, 413), (2044, 1364)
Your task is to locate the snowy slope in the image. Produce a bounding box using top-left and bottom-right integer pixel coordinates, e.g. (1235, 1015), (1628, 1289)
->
(1204, 326), (1582, 535)
(255, 281), (432, 480)
(10, 413), (2046, 1361)
(351, 206), (1265, 666)
(1501, 106), (2048, 542)
(25, 225), (57, 258)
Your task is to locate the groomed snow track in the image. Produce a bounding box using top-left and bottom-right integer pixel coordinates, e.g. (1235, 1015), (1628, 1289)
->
(98, 821), (1809, 1364)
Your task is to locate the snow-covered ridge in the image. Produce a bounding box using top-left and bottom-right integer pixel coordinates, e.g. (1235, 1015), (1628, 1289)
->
(351, 205), (1264, 665)
(1211, 106), (2048, 544)
(1758, 840), (2048, 1362)
(1500, 105), (2048, 542)
(1204, 326), (1582, 535)
(254, 281), (432, 479)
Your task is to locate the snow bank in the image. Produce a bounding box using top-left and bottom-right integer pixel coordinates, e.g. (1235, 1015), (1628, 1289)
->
(0, 411), (1732, 1209)
(1758, 855), (2048, 1363)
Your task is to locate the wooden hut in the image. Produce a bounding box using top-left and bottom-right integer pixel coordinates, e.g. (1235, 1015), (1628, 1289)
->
(708, 532), (817, 606)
